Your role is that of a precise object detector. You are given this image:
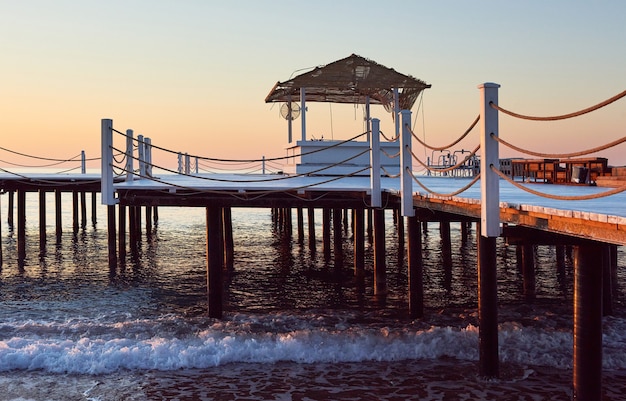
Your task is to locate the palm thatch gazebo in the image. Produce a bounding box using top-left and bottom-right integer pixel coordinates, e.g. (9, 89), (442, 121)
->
(265, 54), (430, 175)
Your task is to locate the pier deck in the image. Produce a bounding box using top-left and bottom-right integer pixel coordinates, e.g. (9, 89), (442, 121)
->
(1, 172), (625, 244)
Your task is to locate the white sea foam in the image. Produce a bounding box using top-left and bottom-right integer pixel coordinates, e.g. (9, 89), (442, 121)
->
(1, 313), (625, 375)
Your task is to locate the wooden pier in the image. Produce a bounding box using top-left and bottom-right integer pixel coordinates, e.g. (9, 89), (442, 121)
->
(3, 56), (625, 399)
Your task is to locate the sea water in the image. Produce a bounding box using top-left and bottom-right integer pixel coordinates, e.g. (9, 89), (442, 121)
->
(0, 193), (625, 400)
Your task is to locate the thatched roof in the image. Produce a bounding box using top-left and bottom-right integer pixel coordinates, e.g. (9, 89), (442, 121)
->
(265, 54), (431, 111)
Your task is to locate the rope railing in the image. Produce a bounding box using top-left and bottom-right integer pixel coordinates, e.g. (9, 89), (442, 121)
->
(492, 133), (626, 159)
(0, 166), (101, 186)
(110, 145), (371, 184)
(111, 127), (368, 164)
(379, 130), (399, 142)
(490, 89), (626, 121)
(410, 144), (481, 174)
(408, 115), (480, 151)
(380, 148), (400, 159)
(491, 165), (626, 200)
(410, 169), (481, 198)
(111, 162), (371, 201)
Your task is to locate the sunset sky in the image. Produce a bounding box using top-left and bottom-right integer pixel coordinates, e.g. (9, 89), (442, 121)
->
(1, 1), (625, 170)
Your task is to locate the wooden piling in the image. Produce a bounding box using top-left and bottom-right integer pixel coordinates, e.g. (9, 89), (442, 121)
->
(7, 190), (14, 228)
(206, 205), (223, 319)
(296, 207), (304, 245)
(118, 205), (126, 260)
(353, 208), (365, 278)
(17, 190), (26, 261)
(39, 190), (46, 250)
(408, 215), (424, 319)
(477, 227), (499, 378)
(106, 205), (117, 269)
(333, 208), (343, 266)
(80, 191), (87, 229)
(440, 221), (452, 288)
(145, 205), (152, 235)
(373, 208), (386, 295)
(222, 207), (234, 270)
(602, 245), (613, 316)
(91, 191), (97, 226)
(307, 207), (316, 254)
(573, 244), (603, 401)
(322, 208), (331, 261)
(55, 190), (62, 241)
(72, 191), (79, 234)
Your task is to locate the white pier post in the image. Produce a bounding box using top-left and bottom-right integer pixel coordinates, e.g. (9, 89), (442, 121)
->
(393, 88), (400, 139)
(477, 82), (501, 379)
(400, 110), (414, 217)
(185, 153), (191, 175)
(145, 138), (152, 177)
(177, 153), (183, 173)
(479, 82), (501, 237)
(100, 119), (116, 205)
(262, 156), (266, 175)
(138, 135), (146, 179)
(125, 129), (134, 182)
(81, 151), (86, 174)
(370, 118), (381, 208)
(300, 87), (307, 141)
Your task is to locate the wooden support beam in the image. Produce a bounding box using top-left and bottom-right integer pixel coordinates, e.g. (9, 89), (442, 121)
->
(297, 207), (304, 245)
(323, 208), (331, 262)
(39, 190), (46, 251)
(17, 190), (26, 261)
(333, 208), (343, 267)
(72, 191), (79, 234)
(7, 190), (14, 228)
(91, 191), (97, 226)
(107, 205), (117, 269)
(55, 190), (62, 241)
(206, 206), (223, 319)
(408, 215), (424, 319)
(222, 207), (234, 270)
(353, 208), (365, 278)
(573, 244), (603, 401)
(307, 207), (316, 255)
(80, 191), (87, 229)
(118, 205), (126, 261)
(373, 208), (386, 295)
(477, 227), (499, 378)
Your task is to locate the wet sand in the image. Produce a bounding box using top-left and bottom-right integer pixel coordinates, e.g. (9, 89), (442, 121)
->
(3, 359), (625, 400)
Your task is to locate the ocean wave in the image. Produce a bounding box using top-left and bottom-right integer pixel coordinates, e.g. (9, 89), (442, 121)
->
(1, 313), (624, 374)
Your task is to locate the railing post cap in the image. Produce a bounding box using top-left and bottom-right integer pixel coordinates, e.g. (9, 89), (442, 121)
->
(478, 82), (501, 89)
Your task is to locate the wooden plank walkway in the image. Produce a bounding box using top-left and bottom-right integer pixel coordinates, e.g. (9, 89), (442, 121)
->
(1, 172), (625, 244)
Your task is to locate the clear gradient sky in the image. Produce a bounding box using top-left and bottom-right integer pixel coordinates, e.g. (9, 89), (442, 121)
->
(1, 1), (625, 170)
